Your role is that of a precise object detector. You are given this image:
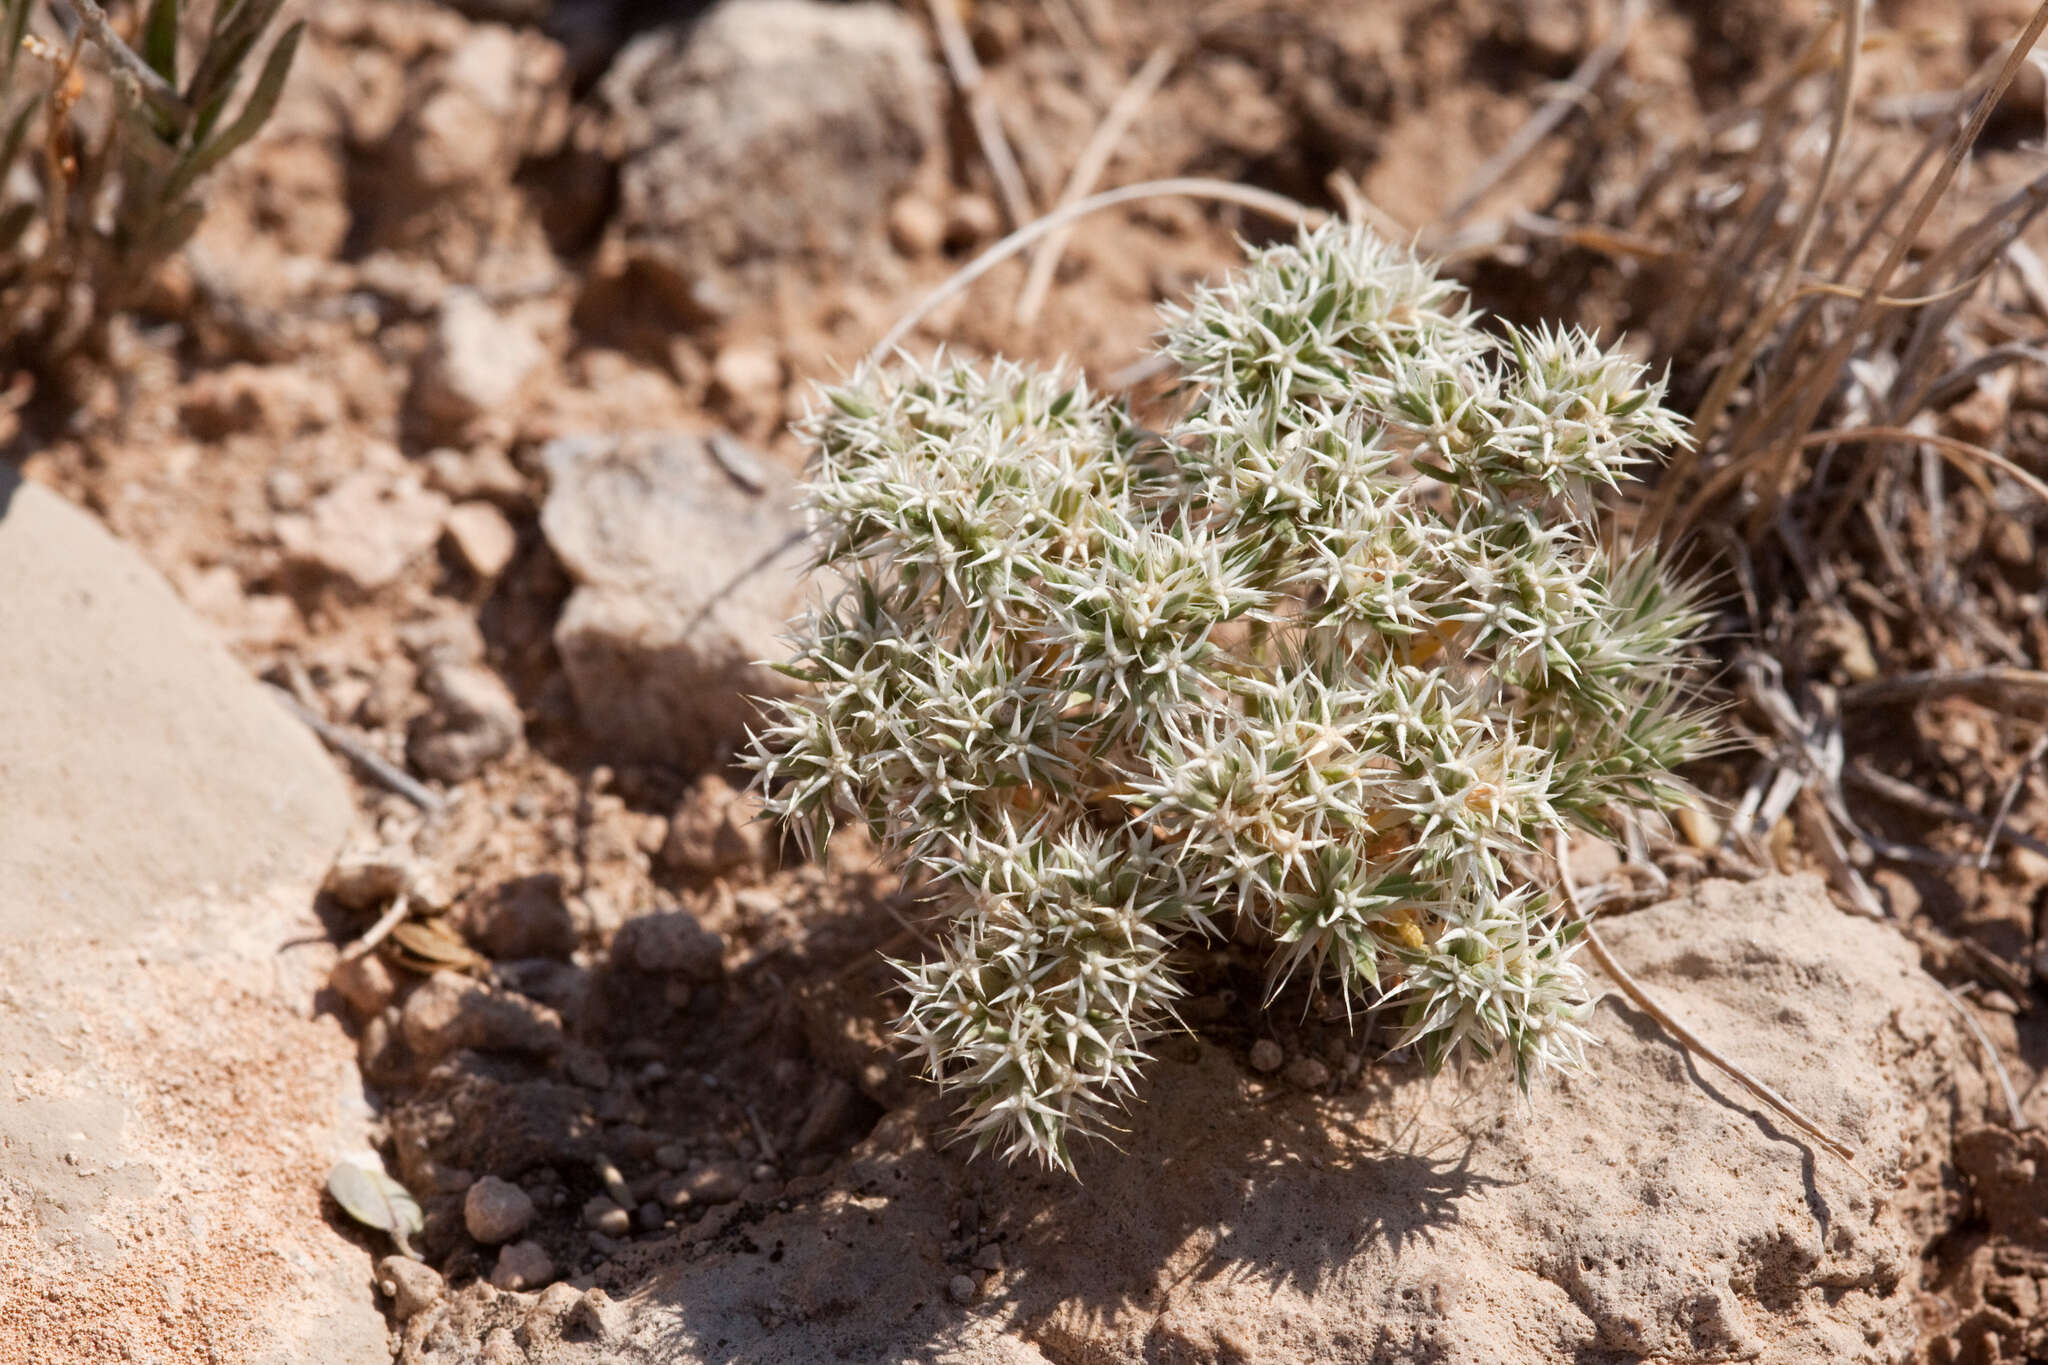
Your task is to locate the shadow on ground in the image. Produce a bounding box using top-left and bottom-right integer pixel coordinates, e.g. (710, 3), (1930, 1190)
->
(612, 1041), (1506, 1365)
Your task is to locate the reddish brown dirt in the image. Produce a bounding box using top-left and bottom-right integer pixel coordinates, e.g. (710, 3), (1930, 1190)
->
(10, 1), (2048, 1359)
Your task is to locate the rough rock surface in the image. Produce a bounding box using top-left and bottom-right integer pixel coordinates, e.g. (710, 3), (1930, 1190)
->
(277, 467), (452, 593)
(412, 288), (549, 434)
(600, 0), (937, 308)
(0, 471), (386, 1363)
(398, 876), (1967, 1365)
(540, 430), (806, 766)
(407, 659), (524, 783)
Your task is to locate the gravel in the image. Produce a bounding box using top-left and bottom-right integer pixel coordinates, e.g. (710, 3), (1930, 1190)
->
(463, 1175), (536, 1245)
(582, 1195), (632, 1237)
(490, 1239), (555, 1291)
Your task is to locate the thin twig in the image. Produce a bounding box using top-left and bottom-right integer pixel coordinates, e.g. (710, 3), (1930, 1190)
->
(1933, 979), (2031, 1130)
(339, 893), (411, 964)
(1793, 787), (1888, 918)
(1763, 1), (2048, 519)
(1554, 831), (1870, 1180)
(745, 1103), (781, 1165)
(1841, 665), (2048, 710)
(1846, 757), (2048, 863)
(265, 682), (446, 812)
(925, 0), (1036, 231)
(1798, 425), (2048, 506)
(1325, 170), (1412, 243)
(1442, 0), (1648, 225)
(1980, 730), (2048, 868)
(867, 177), (1327, 365)
(1014, 43), (1178, 326)
(52, 0), (186, 123)
(1651, 1), (1858, 529)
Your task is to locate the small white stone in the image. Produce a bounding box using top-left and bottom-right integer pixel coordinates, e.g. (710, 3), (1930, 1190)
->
(444, 501), (518, 579)
(712, 341), (784, 408)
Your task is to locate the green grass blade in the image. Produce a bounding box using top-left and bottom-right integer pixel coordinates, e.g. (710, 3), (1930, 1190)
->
(3, 0), (31, 82)
(186, 0), (286, 141)
(164, 20), (300, 203)
(0, 93), (38, 173)
(141, 0), (181, 84)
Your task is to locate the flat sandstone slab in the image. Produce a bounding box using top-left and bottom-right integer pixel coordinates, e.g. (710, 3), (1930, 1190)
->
(0, 471), (387, 1364)
(425, 874), (1966, 1365)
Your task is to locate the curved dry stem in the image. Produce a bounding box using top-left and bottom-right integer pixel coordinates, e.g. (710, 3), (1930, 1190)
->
(1552, 830), (1870, 1183)
(1801, 424), (2048, 506)
(1014, 43), (1180, 327)
(867, 177), (1330, 367)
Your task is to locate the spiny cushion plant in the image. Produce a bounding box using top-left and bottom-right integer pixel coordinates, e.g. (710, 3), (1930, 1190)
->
(747, 222), (1714, 1170)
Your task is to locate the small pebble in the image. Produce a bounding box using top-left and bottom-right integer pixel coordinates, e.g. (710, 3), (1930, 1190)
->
(444, 500), (518, 578)
(972, 1243), (1003, 1272)
(266, 467), (308, 510)
(524, 1281), (582, 1335)
(564, 1048), (611, 1090)
(328, 952), (396, 1019)
(582, 1194), (632, 1237)
(491, 1239), (555, 1291)
(947, 1273), (978, 1306)
(1248, 1039), (1285, 1073)
(464, 1175), (536, 1245)
(594, 1155), (634, 1207)
(637, 1200), (666, 1231)
(887, 193), (946, 255)
(711, 341), (784, 408)
(658, 1161), (746, 1208)
(945, 194), (1000, 247)
(377, 1255), (445, 1321)
(613, 909), (726, 981)
(1282, 1056), (1332, 1090)
(568, 1287), (628, 1344)
(655, 1142), (690, 1171)
(401, 971), (563, 1060)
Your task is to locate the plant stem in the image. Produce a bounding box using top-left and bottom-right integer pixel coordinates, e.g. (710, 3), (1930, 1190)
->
(1552, 830), (1871, 1183)
(53, 0), (187, 125)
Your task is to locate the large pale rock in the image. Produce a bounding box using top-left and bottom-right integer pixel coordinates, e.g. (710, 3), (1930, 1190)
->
(401, 875), (1967, 1364)
(600, 0), (937, 310)
(0, 470), (385, 1364)
(540, 431), (806, 767)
